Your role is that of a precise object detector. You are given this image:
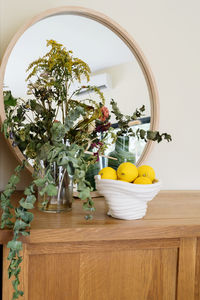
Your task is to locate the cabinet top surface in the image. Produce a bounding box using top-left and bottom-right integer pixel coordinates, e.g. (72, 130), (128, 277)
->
(1, 191), (200, 243)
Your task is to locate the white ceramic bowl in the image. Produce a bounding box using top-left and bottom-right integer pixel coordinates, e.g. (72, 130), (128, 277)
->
(95, 175), (162, 220)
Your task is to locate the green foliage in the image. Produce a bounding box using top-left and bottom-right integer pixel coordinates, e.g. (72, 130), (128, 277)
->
(65, 105), (86, 131)
(1, 162), (36, 299)
(140, 129), (172, 143)
(1, 162), (25, 229)
(4, 91), (17, 108)
(8, 184), (36, 299)
(26, 40), (91, 83)
(110, 99), (145, 137)
(3, 41), (107, 160)
(50, 122), (66, 144)
(111, 99), (172, 142)
(39, 184), (57, 197)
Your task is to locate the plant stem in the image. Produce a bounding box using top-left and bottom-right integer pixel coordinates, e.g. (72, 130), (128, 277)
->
(65, 81), (68, 118)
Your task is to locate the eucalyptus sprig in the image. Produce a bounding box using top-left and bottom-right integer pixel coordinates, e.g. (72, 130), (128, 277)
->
(1, 162), (26, 230)
(7, 182), (36, 300)
(0, 162), (37, 300)
(110, 99), (172, 143)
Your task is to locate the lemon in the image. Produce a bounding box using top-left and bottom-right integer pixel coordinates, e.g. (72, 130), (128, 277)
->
(134, 176), (152, 184)
(98, 167), (117, 180)
(117, 162), (138, 182)
(138, 165), (155, 181)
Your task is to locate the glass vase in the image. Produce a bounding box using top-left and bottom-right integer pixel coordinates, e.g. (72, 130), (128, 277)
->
(37, 162), (73, 213)
(108, 136), (136, 170)
(85, 156), (105, 191)
(85, 161), (100, 190)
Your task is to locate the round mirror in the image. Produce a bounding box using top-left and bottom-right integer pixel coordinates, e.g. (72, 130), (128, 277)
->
(0, 7), (159, 173)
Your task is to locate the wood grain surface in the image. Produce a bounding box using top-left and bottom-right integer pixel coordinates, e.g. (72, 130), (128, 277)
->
(177, 237), (197, 300)
(28, 253), (80, 300)
(2, 191), (200, 300)
(79, 248), (177, 300)
(1, 191), (200, 244)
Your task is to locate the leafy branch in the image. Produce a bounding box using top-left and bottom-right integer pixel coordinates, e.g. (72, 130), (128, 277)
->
(1, 162), (26, 229)
(110, 99), (145, 137)
(137, 129), (172, 143)
(110, 99), (172, 143)
(0, 162), (37, 300)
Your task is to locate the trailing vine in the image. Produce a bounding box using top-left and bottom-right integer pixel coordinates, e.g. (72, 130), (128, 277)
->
(1, 162), (25, 230)
(0, 148), (94, 299)
(0, 162), (37, 299)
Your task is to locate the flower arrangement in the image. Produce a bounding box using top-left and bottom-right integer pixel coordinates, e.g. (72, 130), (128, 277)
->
(1, 40), (171, 299)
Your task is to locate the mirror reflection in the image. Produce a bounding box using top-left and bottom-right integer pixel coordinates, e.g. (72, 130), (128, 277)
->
(3, 14), (151, 187)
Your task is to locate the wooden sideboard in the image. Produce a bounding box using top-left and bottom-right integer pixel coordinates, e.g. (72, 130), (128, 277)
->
(1, 191), (200, 300)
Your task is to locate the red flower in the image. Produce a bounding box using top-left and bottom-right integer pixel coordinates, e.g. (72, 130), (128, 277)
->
(53, 120), (59, 123)
(96, 122), (111, 133)
(99, 106), (109, 122)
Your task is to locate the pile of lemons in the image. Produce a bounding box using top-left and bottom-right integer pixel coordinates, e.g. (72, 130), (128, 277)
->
(98, 162), (158, 184)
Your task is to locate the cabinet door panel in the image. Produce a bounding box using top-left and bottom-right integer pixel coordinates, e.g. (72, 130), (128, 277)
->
(79, 248), (178, 300)
(28, 253), (80, 300)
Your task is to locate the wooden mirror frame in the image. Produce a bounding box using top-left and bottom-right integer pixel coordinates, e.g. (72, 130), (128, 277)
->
(0, 6), (159, 173)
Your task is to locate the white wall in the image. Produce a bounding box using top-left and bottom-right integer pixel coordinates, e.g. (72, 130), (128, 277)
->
(3, 14), (134, 99)
(93, 62), (150, 118)
(0, 0), (200, 190)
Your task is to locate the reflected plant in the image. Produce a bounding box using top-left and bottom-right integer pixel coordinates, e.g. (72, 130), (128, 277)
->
(1, 40), (171, 299)
(110, 99), (172, 143)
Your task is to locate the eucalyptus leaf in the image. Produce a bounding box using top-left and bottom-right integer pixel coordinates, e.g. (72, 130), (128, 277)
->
(38, 143), (54, 160)
(139, 129), (146, 139)
(40, 184), (57, 196)
(24, 187), (32, 196)
(14, 219), (29, 231)
(48, 146), (63, 160)
(34, 177), (47, 187)
(15, 208), (34, 223)
(51, 122), (66, 143)
(19, 198), (34, 210)
(45, 184), (58, 196)
(10, 175), (20, 185)
(3, 188), (15, 198)
(147, 131), (157, 140)
(7, 241), (22, 251)
(65, 106), (85, 131)
(79, 187), (91, 200)
(57, 153), (69, 166)
(26, 195), (36, 204)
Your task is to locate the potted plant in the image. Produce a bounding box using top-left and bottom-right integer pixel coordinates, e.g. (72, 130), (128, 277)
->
(1, 40), (171, 299)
